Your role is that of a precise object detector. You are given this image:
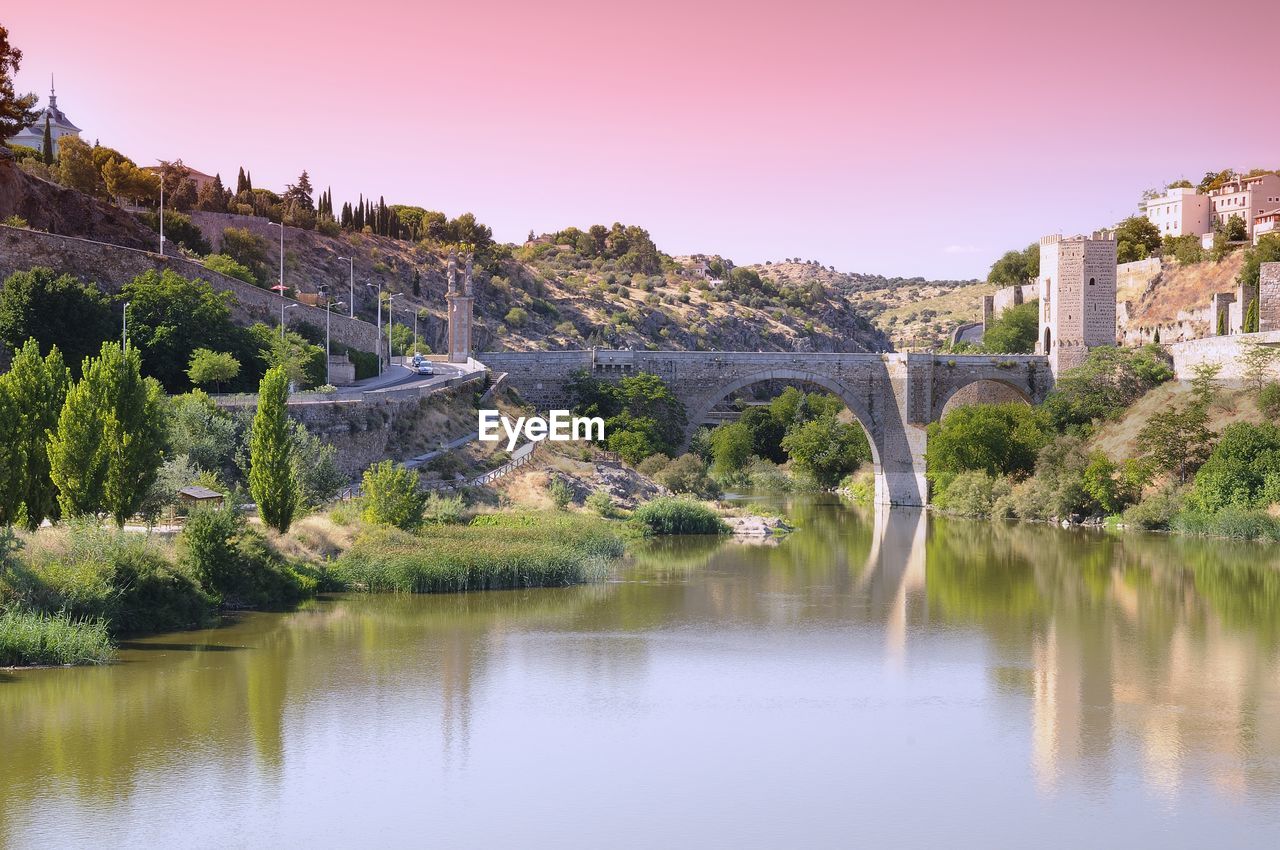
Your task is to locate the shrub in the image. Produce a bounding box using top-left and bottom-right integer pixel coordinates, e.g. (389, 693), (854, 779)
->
(1260, 383), (1280, 419)
(586, 489), (617, 517)
(1185, 422), (1280, 514)
(1171, 508), (1280, 541)
(840, 467), (875, 504)
(203, 253), (257, 285)
(925, 402), (1049, 493)
(7, 523), (214, 634)
(504, 307), (529, 327)
(3, 215), (29, 228)
(180, 505), (305, 609)
(0, 611), (113, 666)
(361, 461), (426, 530)
(630, 497), (728, 535)
(656, 453), (721, 498)
(635, 454), (671, 476)
(934, 471), (1011, 519)
(1122, 485), (1184, 530)
(423, 492), (466, 525)
(548, 476), (574, 509)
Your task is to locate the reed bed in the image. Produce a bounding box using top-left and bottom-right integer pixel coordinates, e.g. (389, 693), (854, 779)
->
(0, 610), (114, 667)
(630, 498), (729, 536)
(333, 512), (626, 594)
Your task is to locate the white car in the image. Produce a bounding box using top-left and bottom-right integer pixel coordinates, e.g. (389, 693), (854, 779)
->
(415, 362), (434, 376)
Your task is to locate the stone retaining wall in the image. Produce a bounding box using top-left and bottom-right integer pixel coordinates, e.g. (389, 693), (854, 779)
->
(0, 225), (379, 353)
(1167, 330), (1280, 383)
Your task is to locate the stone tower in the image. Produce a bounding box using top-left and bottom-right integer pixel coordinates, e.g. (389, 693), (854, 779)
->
(1037, 232), (1116, 375)
(446, 249), (475, 363)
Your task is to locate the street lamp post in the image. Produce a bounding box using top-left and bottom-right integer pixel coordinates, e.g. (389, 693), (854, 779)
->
(337, 256), (355, 318)
(387, 293), (402, 364)
(365, 282), (383, 375)
(158, 177), (165, 256)
(281, 303), (299, 339)
(268, 221), (287, 333)
(409, 308), (419, 357)
(122, 301), (130, 348)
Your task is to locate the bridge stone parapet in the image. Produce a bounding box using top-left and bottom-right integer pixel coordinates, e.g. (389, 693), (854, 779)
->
(477, 349), (1051, 506)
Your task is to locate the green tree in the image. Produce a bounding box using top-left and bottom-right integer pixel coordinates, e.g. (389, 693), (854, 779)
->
(1240, 340), (1280, 393)
(0, 26), (38, 141)
(655, 453), (720, 498)
(0, 267), (115, 374)
(219, 227), (271, 286)
(1239, 234), (1280, 292)
(924, 402), (1048, 493)
(987, 243), (1040, 286)
(1114, 215), (1162, 263)
(1185, 422), (1280, 513)
(252, 324), (324, 389)
(203, 253), (257, 285)
(1225, 214), (1248, 242)
(709, 421), (754, 477)
(781, 415), (872, 488)
(1136, 401), (1212, 484)
(982, 300), (1039, 353)
(167, 391), (238, 475)
(1041, 345), (1173, 432)
(289, 421), (346, 508)
(122, 269), (248, 391)
(47, 341), (166, 525)
(186, 348), (240, 393)
(248, 367), (299, 533)
(360, 460), (424, 529)
(0, 340), (70, 528)
(1189, 362), (1222, 408)
(1246, 295), (1260, 333)
(40, 115), (52, 165)
(55, 135), (103, 196)
(1081, 451), (1128, 515)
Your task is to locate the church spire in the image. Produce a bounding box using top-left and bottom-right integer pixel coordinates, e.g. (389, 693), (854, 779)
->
(49, 74), (57, 108)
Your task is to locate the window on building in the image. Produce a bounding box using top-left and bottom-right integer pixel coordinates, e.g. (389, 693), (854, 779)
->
(1089, 278), (1095, 286)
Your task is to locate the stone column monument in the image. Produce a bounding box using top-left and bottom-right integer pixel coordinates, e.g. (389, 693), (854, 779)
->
(446, 248), (475, 363)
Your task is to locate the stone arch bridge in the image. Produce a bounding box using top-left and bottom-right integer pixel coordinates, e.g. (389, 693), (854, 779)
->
(478, 350), (1051, 506)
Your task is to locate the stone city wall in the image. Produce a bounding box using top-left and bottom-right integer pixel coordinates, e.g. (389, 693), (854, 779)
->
(1167, 330), (1280, 383)
(0, 225), (379, 353)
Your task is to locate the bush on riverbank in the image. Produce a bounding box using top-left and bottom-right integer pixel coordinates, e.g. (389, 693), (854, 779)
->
(180, 505), (314, 609)
(0, 610), (114, 666)
(333, 512), (625, 593)
(630, 498), (728, 535)
(5, 522), (214, 634)
(1170, 508), (1280, 542)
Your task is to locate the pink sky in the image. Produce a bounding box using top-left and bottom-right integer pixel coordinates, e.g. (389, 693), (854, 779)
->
(6, 1), (1278, 278)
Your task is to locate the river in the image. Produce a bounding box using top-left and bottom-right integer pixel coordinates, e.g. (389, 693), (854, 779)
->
(2, 496), (1279, 848)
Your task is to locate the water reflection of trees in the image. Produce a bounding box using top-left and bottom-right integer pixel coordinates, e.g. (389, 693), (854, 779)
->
(3, 503), (1280, 837)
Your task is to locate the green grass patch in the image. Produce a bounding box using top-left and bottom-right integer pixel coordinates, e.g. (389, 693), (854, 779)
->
(333, 512), (626, 593)
(630, 498), (728, 535)
(0, 610), (114, 667)
(1171, 509), (1280, 541)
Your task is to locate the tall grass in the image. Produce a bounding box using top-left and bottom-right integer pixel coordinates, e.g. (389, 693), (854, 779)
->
(1171, 509), (1280, 541)
(0, 610), (114, 667)
(630, 498), (728, 536)
(333, 512), (625, 593)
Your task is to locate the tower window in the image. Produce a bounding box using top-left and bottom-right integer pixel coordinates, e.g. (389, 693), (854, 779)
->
(1089, 278), (1095, 286)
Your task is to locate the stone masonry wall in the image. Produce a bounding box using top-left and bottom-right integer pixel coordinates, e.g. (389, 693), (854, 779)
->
(1261, 263), (1280, 332)
(0, 226), (379, 353)
(1167, 330), (1280, 383)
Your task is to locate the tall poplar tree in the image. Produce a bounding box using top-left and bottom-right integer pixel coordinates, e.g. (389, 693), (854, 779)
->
(48, 341), (166, 524)
(249, 366), (299, 533)
(0, 340), (70, 528)
(40, 115), (53, 164)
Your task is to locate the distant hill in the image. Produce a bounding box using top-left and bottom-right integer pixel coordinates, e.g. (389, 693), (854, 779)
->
(748, 259), (989, 350)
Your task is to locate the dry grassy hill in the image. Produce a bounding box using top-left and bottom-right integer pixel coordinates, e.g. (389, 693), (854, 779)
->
(749, 259), (988, 350)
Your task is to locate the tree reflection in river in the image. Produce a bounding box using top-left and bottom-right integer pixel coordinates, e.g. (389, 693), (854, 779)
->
(1, 497), (1279, 847)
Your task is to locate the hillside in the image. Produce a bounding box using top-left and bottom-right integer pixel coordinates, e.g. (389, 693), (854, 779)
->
(0, 151), (892, 355)
(1122, 252), (1247, 342)
(749, 259), (989, 350)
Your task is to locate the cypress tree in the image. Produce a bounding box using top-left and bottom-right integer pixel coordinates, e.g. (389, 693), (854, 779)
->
(40, 114), (52, 165)
(1217, 310), (1227, 336)
(1152, 327), (1160, 344)
(249, 366), (299, 533)
(412, 270), (421, 297)
(245, 170), (253, 192)
(0, 340), (70, 528)
(1246, 295), (1260, 333)
(236, 166), (248, 195)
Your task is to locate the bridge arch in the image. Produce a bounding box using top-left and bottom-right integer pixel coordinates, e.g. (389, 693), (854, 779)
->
(683, 367), (883, 474)
(934, 376), (1036, 419)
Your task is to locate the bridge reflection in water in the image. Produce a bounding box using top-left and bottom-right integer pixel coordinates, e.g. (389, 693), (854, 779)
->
(2, 500), (1279, 846)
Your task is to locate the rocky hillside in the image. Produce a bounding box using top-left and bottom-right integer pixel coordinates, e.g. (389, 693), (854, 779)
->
(0, 151), (155, 249)
(749, 259), (988, 350)
(0, 152), (892, 354)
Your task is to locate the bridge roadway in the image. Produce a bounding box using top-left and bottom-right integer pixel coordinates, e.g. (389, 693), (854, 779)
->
(477, 349), (1052, 507)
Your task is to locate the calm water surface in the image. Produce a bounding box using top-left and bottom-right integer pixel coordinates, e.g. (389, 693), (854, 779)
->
(3, 497), (1280, 848)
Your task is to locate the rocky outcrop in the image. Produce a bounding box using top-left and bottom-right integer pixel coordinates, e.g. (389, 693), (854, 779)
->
(0, 156), (155, 249)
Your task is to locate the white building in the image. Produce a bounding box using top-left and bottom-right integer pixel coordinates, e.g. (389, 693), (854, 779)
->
(1144, 187), (1210, 237)
(5, 79), (81, 151)
(1209, 173), (1280, 238)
